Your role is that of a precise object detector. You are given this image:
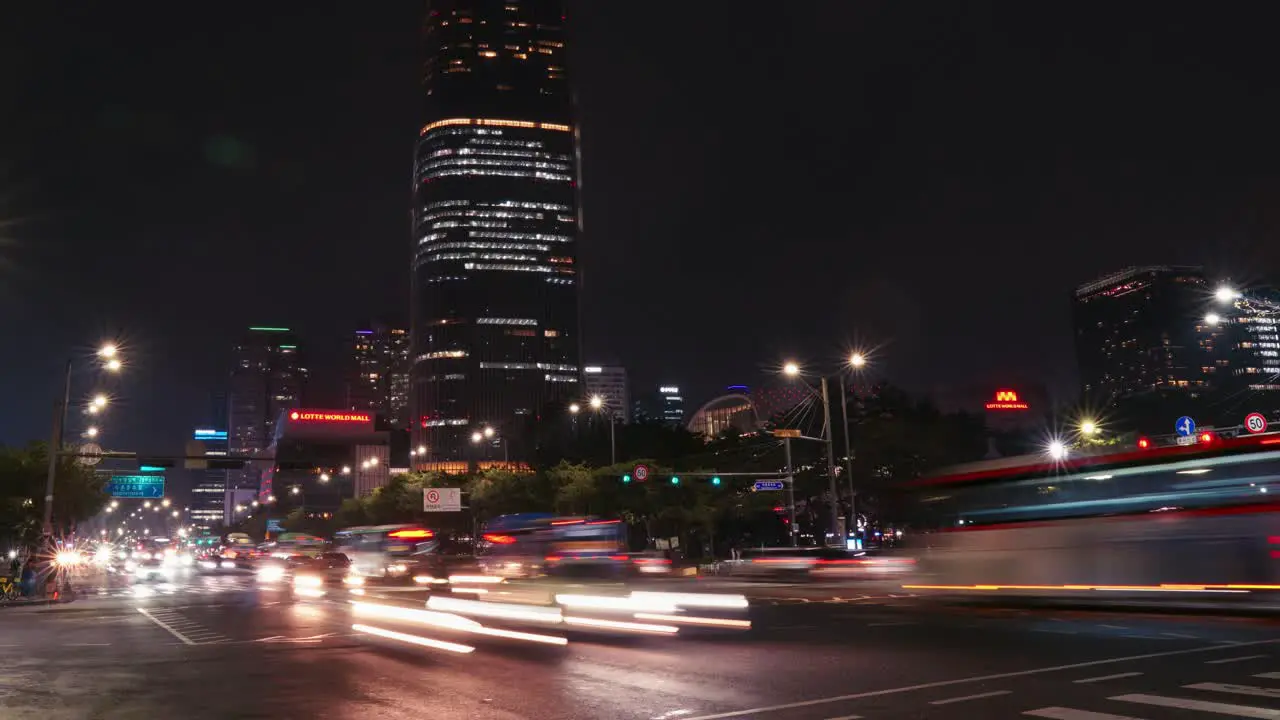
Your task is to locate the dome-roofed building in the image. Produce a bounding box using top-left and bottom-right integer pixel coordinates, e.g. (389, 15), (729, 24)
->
(686, 393), (761, 439)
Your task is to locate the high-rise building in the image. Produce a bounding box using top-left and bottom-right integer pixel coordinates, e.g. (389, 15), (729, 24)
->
(633, 385), (685, 425)
(583, 365), (628, 423)
(410, 0), (581, 469)
(1073, 267), (1280, 429)
(189, 427), (228, 531)
(228, 327), (307, 489)
(1073, 266), (1211, 402)
(347, 324), (411, 428)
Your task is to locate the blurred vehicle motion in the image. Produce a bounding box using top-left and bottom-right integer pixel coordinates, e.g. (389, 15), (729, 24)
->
(477, 513), (633, 579)
(729, 547), (915, 581)
(334, 524), (470, 585)
(902, 430), (1280, 600)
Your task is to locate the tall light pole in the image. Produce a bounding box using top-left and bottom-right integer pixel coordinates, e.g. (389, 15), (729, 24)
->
(783, 361), (840, 543)
(841, 352), (867, 536)
(43, 344), (121, 535)
(589, 395), (615, 465)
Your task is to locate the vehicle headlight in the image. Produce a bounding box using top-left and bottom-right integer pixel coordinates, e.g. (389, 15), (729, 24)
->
(386, 563), (408, 575)
(256, 566), (286, 583)
(293, 575), (323, 589)
(342, 575), (365, 586)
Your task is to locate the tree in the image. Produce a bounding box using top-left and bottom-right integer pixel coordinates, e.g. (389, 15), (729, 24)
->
(0, 442), (109, 546)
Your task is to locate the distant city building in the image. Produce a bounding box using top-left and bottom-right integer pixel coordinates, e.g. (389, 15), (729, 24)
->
(687, 392), (760, 438)
(633, 385), (685, 425)
(583, 365), (629, 423)
(228, 327), (307, 492)
(189, 427), (228, 531)
(258, 409), (390, 518)
(1073, 267), (1210, 402)
(1073, 267), (1280, 430)
(410, 0), (582, 469)
(347, 324), (411, 428)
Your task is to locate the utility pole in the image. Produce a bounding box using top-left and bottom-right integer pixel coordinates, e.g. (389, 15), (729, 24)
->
(784, 437), (797, 547)
(42, 359), (72, 536)
(839, 375), (856, 537)
(820, 377), (839, 543)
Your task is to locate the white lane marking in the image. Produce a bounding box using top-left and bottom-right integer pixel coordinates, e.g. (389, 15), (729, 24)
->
(676, 639), (1280, 720)
(1111, 693), (1280, 718)
(1185, 682), (1280, 700)
(1024, 702), (1146, 712)
(1098, 624), (1128, 630)
(62, 643), (109, 647)
(931, 686), (1008, 702)
(137, 608), (195, 645)
(822, 716), (862, 720)
(1206, 654), (1269, 664)
(867, 621), (915, 627)
(1161, 632), (1198, 639)
(1074, 672), (1143, 684)
(1024, 708), (1144, 720)
(1253, 672), (1280, 679)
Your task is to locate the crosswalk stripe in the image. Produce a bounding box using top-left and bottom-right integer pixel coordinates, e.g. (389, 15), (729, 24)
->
(1110, 693), (1280, 718)
(1254, 672), (1280, 680)
(1024, 707), (1144, 719)
(1185, 682), (1280, 700)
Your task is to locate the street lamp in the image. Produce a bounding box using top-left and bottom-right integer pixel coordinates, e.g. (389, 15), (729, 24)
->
(580, 396), (615, 465)
(1047, 440), (1068, 461)
(471, 431), (483, 444)
(568, 402), (580, 414)
(1205, 313), (1222, 326)
(341, 465), (351, 475)
(171, 510), (179, 517)
(1080, 420), (1099, 437)
(783, 361), (801, 377)
(143, 501), (151, 509)
(161, 498), (171, 508)
(92, 394), (108, 409)
(319, 473), (330, 483)
(290, 486), (300, 495)
(85, 426), (99, 438)
(781, 360), (841, 543)
(484, 426), (495, 439)
(1215, 286), (1239, 303)
(417, 445), (426, 455)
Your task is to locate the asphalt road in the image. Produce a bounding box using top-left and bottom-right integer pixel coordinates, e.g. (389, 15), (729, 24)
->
(6, 572), (1280, 719)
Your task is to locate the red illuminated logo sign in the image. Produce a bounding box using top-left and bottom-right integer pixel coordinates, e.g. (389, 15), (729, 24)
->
(289, 410), (373, 423)
(985, 390), (1029, 411)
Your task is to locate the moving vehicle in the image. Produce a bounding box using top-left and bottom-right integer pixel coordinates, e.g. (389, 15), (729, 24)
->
(901, 429), (1280, 600)
(334, 524), (459, 584)
(478, 514), (630, 579)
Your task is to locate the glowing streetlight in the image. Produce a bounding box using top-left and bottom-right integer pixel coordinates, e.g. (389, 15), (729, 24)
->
(161, 498), (171, 508)
(417, 445), (426, 455)
(1214, 286), (1239, 303)
(483, 426), (495, 438)
(783, 361), (801, 377)
(290, 486), (300, 495)
(589, 395), (604, 410)
(105, 358), (122, 372)
(568, 403), (580, 414)
(109, 500), (118, 509)
(251, 500), (259, 507)
(1205, 313), (1222, 326)
(1080, 420), (1098, 436)
(85, 427), (99, 438)
(367, 456), (378, 467)
(470, 431), (483, 444)
(849, 353), (867, 369)
(171, 510), (179, 517)
(143, 501), (151, 508)
(1047, 440), (1068, 461)
(341, 465), (351, 475)
(319, 473), (330, 482)
(98, 344), (118, 359)
(91, 394), (108, 408)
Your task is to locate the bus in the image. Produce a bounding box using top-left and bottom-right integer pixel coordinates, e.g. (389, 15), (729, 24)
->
(477, 513), (630, 579)
(901, 429), (1280, 599)
(333, 524), (465, 584)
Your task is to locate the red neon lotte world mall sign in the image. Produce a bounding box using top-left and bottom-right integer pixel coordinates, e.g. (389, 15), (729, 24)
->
(985, 389), (1030, 411)
(289, 410), (373, 423)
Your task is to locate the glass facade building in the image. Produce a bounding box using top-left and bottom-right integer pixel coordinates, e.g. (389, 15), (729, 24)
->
(411, 0), (581, 468)
(348, 324), (411, 428)
(228, 327), (307, 490)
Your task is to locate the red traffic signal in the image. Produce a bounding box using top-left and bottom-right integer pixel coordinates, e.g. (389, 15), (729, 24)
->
(1137, 437), (1151, 449)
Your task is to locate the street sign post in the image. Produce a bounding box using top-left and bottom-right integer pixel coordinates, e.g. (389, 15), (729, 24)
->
(1246, 412), (1269, 434)
(77, 443), (103, 467)
(1175, 416), (1196, 437)
(633, 464), (649, 482)
(753, 480), (786, 492)
(423, 487), (462, 512)
(107, 475), (165, 499)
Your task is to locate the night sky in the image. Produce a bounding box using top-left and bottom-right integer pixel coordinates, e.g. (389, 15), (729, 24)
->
(4, 2), (1280, 454)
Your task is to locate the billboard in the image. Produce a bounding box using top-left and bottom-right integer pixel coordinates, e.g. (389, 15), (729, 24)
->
(985, 389), (1030, 411)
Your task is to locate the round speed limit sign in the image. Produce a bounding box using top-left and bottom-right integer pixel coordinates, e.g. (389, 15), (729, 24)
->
(633, 464), (649, 482)
(1245, 412), (1268, 434)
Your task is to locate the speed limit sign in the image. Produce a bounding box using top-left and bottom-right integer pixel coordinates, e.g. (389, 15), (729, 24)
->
(1245, 412), (1268, 434)
(633, 464), (649, 482)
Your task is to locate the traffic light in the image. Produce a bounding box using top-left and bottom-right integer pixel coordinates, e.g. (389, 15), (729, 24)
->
(670, 476), (680, 485)
(711, 476), (722, 486)
(622, 474), (632, 483)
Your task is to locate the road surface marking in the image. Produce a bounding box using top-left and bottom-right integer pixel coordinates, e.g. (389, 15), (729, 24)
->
(929, 690), (1010, 705)
(1162, 632), (1198, 639)
(1253, 672), (1280, 680)
(1206, 654), (1268, 664)
(1184, 682), (1280, 699)
(675, 638), (1280, 720)
(137, 608), (195, 645)
(1098, 624), (1128, 630)
(1074, 672), (1143, 684)
(867, 621), (915, 627)
(1024, 708), (1144, 719)
(62, 643), (109, 647)
(1111, 693), (1280, 718)
(821, 716), (861, 720)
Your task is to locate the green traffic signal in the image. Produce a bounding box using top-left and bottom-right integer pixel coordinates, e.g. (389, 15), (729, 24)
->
(671, 476), (680, 485)
(622, 474), (632, 483)
(711, 476), (721, 486)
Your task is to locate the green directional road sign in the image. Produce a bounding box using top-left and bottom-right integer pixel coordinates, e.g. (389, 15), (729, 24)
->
(108, 475), (165, 499)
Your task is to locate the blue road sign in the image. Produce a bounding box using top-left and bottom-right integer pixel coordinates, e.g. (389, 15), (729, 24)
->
(753, 480), (785, 492)
(266, 518), (285, 533)
(107, 475), (165, 499)
(1175, 416), (1196, 437)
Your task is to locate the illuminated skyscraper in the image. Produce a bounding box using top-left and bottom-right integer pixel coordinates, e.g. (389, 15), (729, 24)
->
(347, 324), (411, 428)
(228, 327), (307, 488)
(411, 0), (581, 468)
